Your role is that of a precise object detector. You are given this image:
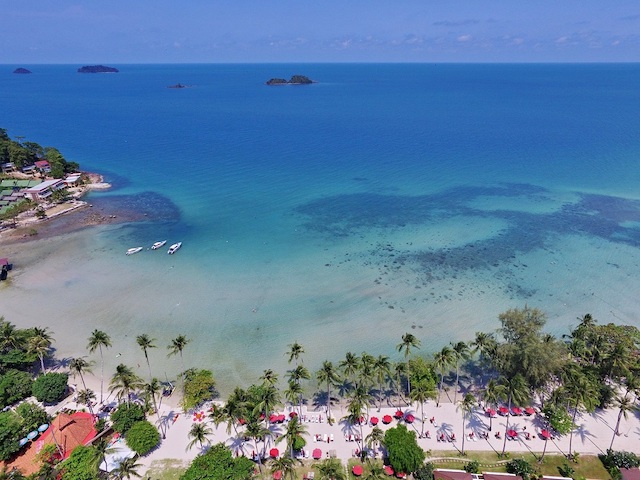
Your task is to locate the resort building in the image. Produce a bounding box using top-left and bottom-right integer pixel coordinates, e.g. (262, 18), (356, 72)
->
(1, 162), (16, 173)
(34, 159), (52, 173)
(23, 179), (65, 202)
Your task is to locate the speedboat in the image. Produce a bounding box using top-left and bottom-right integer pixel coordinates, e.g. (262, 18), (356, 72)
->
(167, 242), (182, 255)
(126, 247), (143, 255)
(151, 240), (167, 250)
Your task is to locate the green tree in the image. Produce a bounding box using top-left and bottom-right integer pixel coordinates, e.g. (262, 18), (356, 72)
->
(276, 415), (308, 458)
(32, 372), (68, 404)
(110, 364), (143, 406)
(270, 455), (300, 480)
(506, 458), (535, 480)
(314, 458), (346, 480)
(397, 333), (420, 397)
(450, 341), (470, 403)
(112, 456), (143, 480)
(458, 392), (476, 455)
(365, 426), (385, 453)
(168, 334), (191, 399)
(60, 445), (99, 480)
(362, 460), (386, 480)
(286, 341), (304, 366)
(16, 402), (49, 433)
(0, 411), (23, 461)
(182, 368), (216, 411)
(384, 424), (425, 475)
(125, 420), (160, 455)
(186, 422), (212, 451)
(541, 403), (573, 462)
(433, 345), (454, 406)
(409, 378), (436, 438)
(0, 370), (33, 408)
(339, 351), (360, 389)
(87, 329), (111, 404)
(111, 403), (145, 434)
(563, 368), (599, 459)
(135, 334), (156, 381)
(316, 360), (341, 421)
(0, 319), (24, 353)
(483, 378), (505, 432)
(499, 374), (529, 456)
(610, 395), (637, 450)
(180, 443), (254, 480)
(373, 355), (391, 411)
(76, 389), (96, 411)
(260, 369), (279, 387)
(27, 327), (53, 373)
(69, 358), (94, 414)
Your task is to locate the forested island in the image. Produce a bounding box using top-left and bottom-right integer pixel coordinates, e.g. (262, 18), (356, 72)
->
(12, 68), (31, 74)
(77, 65), (119, 73)
(266, 75), (315, 85)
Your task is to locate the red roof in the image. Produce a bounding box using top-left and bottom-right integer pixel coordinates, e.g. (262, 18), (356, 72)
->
(434, 470), (473, 480)
(34, 160), (50, 168)
(39, 412), (97, 460)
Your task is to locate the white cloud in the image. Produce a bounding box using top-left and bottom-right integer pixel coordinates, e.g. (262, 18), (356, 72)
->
(457, 34), (472, 42)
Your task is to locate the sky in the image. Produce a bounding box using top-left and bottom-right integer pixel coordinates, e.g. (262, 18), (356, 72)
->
(2, 1), (640, 63)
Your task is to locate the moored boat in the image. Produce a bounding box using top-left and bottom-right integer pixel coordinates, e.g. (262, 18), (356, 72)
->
(126, 247), (143, 255)
(167, 242), (182, 255)
(151, 240), (167, 250)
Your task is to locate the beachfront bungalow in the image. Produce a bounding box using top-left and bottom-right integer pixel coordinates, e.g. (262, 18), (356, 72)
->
(34, 160), (51, 173)
(23, 179), (65, 202)
(64, 173), (82, 186)
(22, 165), (36, 175)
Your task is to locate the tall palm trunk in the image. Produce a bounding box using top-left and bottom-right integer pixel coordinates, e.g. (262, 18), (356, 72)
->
(99, 345), (105, 404)
(501, 396), (512, 456)
(326, 380), (332, 419)
(569, 401), (578, 457)
(461, 413), (467, 455)
(539, 437), (548, 463)
(454, 362), (460, 403)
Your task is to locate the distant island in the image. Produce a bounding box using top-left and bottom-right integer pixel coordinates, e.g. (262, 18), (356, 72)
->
(77, 65), (119, 73)
(13, 68), (31, 74)
(167, 83), (190, 89)
(266, 74), (315, 85)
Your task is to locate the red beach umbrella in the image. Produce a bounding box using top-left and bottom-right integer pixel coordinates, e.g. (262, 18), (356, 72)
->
(239, 418), (246, 425)
(405, 414), (415, 424)
(382, 415), (393, 424)
(486, 408), (497, 417)
(384, 465), (394, 476)
(269, 448), (279, 458)
(289, 411), (297, 418)
(540, 429), (551, 440)
(273, 471), (282, 480)
(511, 407), (523, 416)
(394, 410), (403, 419)
(370, 416), (379, 426)
(278, 414), (286, 422)
(269, 414), (278, 423)
(352, 465), (364, 476)
(525, 407), (535, 415)
(507, 429), (518, 438)
(312, 448), (322, 459)
(498, 406), (509, 416)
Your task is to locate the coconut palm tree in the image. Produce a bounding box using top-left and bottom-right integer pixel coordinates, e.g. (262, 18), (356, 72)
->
(397, 333), (421, 396)
(393, 362), (407, 408)
(252, 383), (281, 421)
(610, 394), (637, 450)
(563, 368), (598, 458)
(28, 333), (52, 373)
(451, 341), (470, 403)
(113, 456), (142, 480)
(186, 422), (212, 451)
(315, 458), (346, 480)
(373, 355), (391, 411)
(0, 318), (24, 352)
(470, 331), (495, 364)
(76, 389), (96, 411)
(270, 456), (300, 480)
(167, 334), (190, 398)
(276, 415), (308, 458)
(458, 392), (476, 455)
(286, 341), (304, 366)
(287, 365), (310, 414)
(260, 369), (279, 387)
(365, 426), (385, 454)
(410, 380), (436, 438)
(433, 346), (455, 406)
(363, 460), (386, 480)
(340, 352), (360, 389)
(360, 352), (376, 391)
(499, 375), (529, 456)
(316, 361), (341, 421)
(110, 363), (144, 405)
(69, 357), (95, 413)
(144, 378), (164, 437)
(284, 380), (303, 415)
(245, 419), (273, 470)
(483, 378), (506, 432)
(136, 334), (156, 381)
(87, 329), (112, 404)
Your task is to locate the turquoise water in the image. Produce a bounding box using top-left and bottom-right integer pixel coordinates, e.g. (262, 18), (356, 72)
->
(2, 64), (640, 393)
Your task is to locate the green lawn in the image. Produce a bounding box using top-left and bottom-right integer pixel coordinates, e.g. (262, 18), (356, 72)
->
(145, 459), (189, 480)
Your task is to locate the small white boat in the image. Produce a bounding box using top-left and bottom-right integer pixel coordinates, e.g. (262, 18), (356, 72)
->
(126, 247), (143, 255)
(151, 240), (167, 250)
(167, 242), (182, 255)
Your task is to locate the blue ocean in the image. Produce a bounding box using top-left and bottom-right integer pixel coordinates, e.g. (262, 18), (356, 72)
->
(2, 64), (640, 392)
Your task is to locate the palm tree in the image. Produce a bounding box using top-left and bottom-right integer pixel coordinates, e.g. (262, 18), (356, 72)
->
(28, 333), (52, 373)
(252, 383), (281, 421)
(144, 378), (164, 437)
(276, 415), (308, 458)
(458, 392), (476, 455)
(451, 341), (470, 403)
(397, 333), (421, 396)
(433, 346), (455, 406)
(470, 331), (495, 364)
(287, 365), (310, 414)
(360, 352), (376, 391)
(610, 394), (637, 450)
(410, 380), (436, 438)
(245, 420), (273, 470)
(365, 426), (385, 454)
(186, 422), (212, 451)
(373, 355), (391, 411)
(167, 334), (190, 399)
(340, 352), (360, 389)
(499, 375), (529, 456)
(135, 334), (156, 381)
(69, 357), (95, 413)
(562, 368), (598, 458)
(363, 459), (387, 480)
(260, 369), (279, 387)
(110, 363), (144, 405)
(284, 380), (303, 415)
(0, 318), (24, 352)
(113, 456), (142, 480)
(483, 378), (506, 432)
(345, 385), (371, 454)
(87, 329), (112, 404)
(270, 456), (300, 480)
(286, 341), (304, 366)
(315, 458), (346, 480)
(316, 361), (341, 421)
(392, 362), (407, 408)
(76, 389), (96, 411)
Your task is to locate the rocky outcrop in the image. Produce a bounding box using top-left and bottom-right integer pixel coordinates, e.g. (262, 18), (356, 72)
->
(266, 75), (314, 85)
(77, 65), (119, 73)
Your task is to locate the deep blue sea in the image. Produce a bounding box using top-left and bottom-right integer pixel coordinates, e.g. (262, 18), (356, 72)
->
(2, 64), (640, 392)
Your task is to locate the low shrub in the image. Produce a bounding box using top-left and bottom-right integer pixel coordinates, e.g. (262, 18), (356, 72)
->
(125, 420), (160, 456)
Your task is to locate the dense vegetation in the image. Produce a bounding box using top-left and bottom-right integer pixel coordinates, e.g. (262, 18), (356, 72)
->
(125, 419), (161, 455)
(180, 443), (254, 480)
(32, 372), (69, 403)
(0, 128), (79, 178)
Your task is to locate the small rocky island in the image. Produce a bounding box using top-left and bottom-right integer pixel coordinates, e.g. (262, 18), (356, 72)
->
(266, 75), (315, 85)
(13, 68), (32, 74)
(167, 83), (190, 89)
(77, 65), (119, 73)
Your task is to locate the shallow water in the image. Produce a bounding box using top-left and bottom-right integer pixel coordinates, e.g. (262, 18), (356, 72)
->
(1, 64), (640, 394)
